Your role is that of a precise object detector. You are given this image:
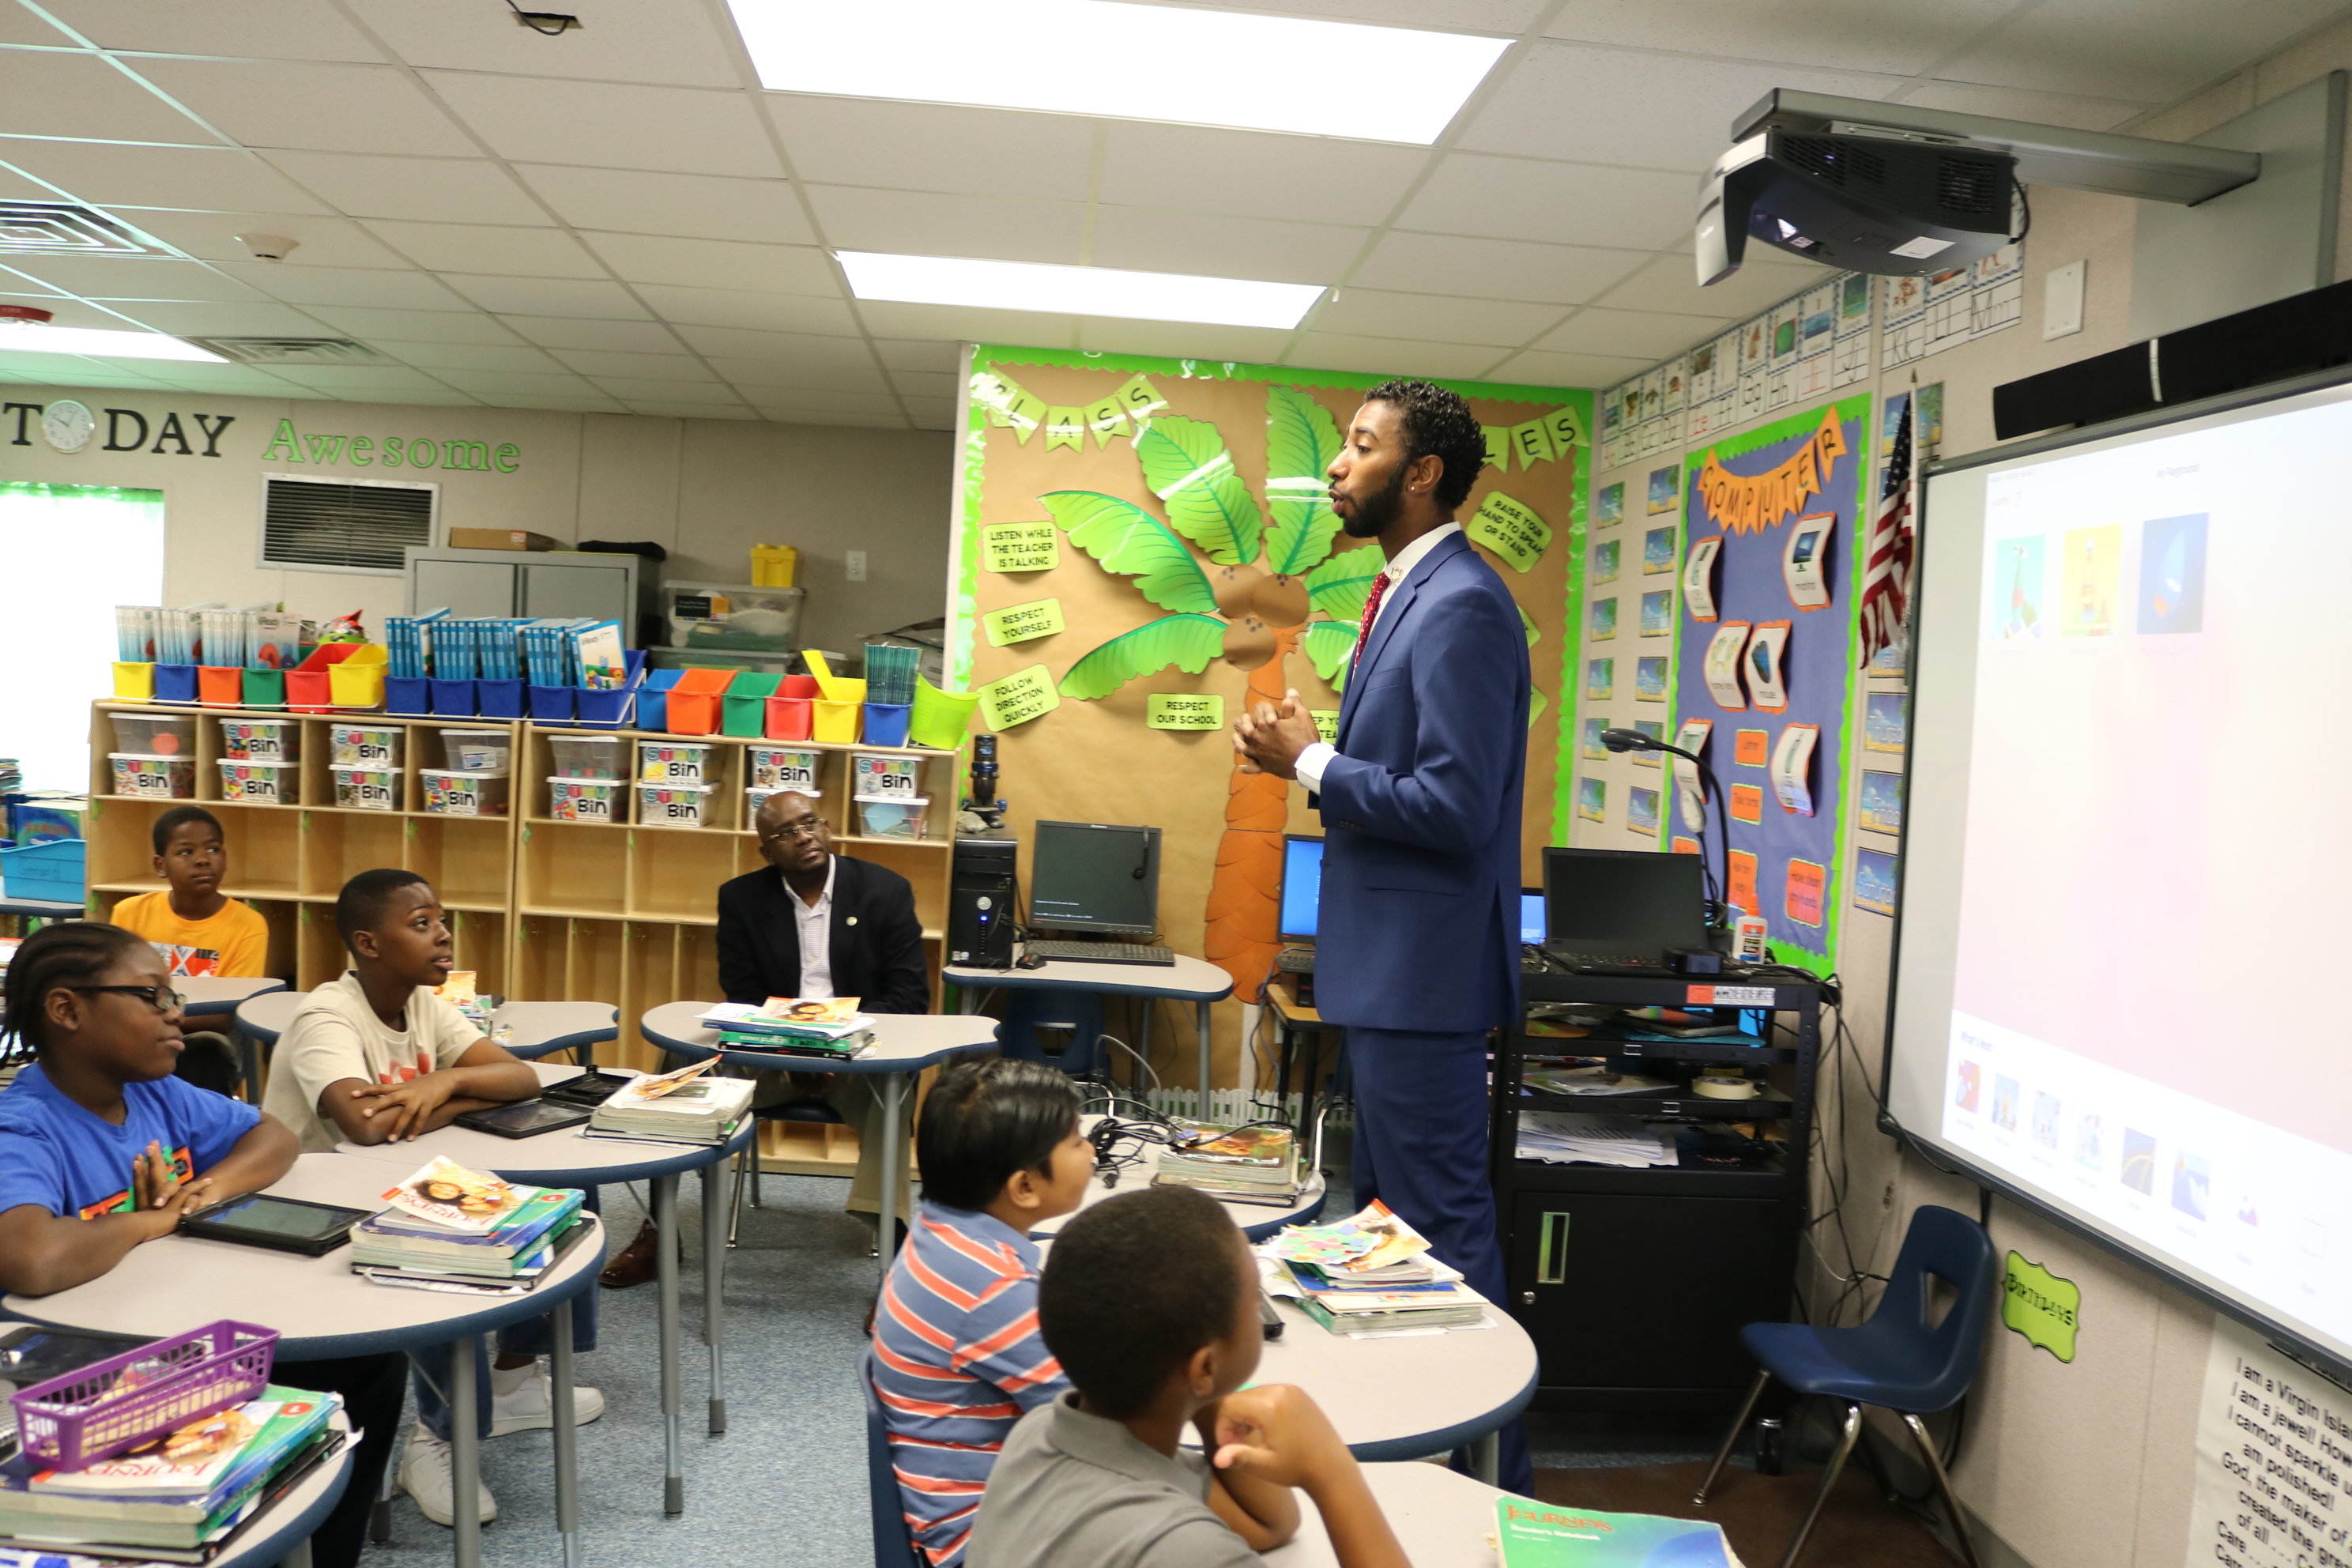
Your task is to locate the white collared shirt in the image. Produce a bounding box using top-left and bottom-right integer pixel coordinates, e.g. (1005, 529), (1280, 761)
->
(792, 855), (839, 1000)
(1295, 521), (1463, 790)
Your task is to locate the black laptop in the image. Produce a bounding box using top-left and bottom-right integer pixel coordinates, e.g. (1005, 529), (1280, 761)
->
(1540, 847), (1709, 974)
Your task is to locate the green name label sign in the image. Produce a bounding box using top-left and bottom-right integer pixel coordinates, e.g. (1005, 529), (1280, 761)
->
(2003, 1250), (2079, 1363)
(1147, 693), (1224, 730)
(1311, 709), (1339, 744)
(980, 664), (1060, 730)
(261, 417), (520, 473)
(982, 598), (1065, 647)
(983, 522), (1060, 573)
(1468, 491), (1551, 573)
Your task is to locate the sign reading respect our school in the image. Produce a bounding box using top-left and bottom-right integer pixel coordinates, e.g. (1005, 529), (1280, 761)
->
(0, 398), (523, 472)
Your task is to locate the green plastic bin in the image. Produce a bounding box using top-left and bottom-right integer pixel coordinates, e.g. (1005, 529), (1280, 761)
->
(721, 671), (783, 737)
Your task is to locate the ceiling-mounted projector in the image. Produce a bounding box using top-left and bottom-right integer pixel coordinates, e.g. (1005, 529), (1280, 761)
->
(1700, 89), (2263, 287)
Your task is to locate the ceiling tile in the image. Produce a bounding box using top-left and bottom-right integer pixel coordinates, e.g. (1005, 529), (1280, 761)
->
(0, 158), (60, 200)
(0, 356), (182, 382)
(1534, 307), (1736, 359)
(430, 370), (607, 397)
(633, 285), (858, 336)
(1891, 78), (2151, 130)
(261, 153), (553, 226)
(1088, 208), (1366, 286)
(360, 220), (606, 278)
(420, 74), (783, 179)
(513, 164), (815, 244)
(368, 341), (566, 372)
(1097, 124), (1427, 225)
(1074, 320), (1298, 364)
(873, 337), (960, 372)
(889, 369), (956, 398)
(263, 364), (456, 391)
(1314, 288), (1562, 347)
(1598, 251), (1830, 318)
(1351, 231), (1655, 307)
(344, 0), (741, 87)
(0, 52), (220, 143)
(675, 326), (873, 366)
(500, 315), (681, 352)
(130, 59), (476, 156)
(0, 270), (74, 300)
(725, 386), (902, 413)
(1202, 0), (1545, 24)
(0, 294), (120, 328)
(300, 304), (523, 345)
(1396, 155), (1690, 249)
(42, 0), (386, 58)
(322, 386), (486, 405)
(763, 97), (1095, 202)
(1486, 349), (1653, 390)
(212, 265), (466, 311)
(100, 300), (331, 334)
(1542, 0), (2014, 77)
(107, 209), (414, 269)
(854, 300), (1075, 345)
(2, 254), (263, 300)
(756, 409), (908, 428)
(478, 394), (628, 412)
(1457, 43), (1905, 172)
(0, 10), (73, 43)
(899, 396), (955, 420)
(555, 349), (712, 379)
(145, 364), (318, 393)
(0, 139), (329, 213)
(631, 401), (757, 419)
(806, 185), (1084, 265)
(1285, 331), (1504, 380)
(704, 357), (888, 394)
(441, 276), (652, 318)
(582, 233), (836, 296)
(1932, 0), (2350, 103)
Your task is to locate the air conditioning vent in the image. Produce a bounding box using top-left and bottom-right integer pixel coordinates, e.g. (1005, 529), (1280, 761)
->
(261, 477), (435, 575)
(1936, 156), (2003, 215)
(0, 202), (161, 255)
(1783, 135), (1886, 189)
(190, 337), (384, 365)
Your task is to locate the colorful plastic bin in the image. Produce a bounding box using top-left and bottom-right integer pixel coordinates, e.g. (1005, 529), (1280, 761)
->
(385, 675), (432, 717)
(330, 724), (401, 767)
(638, 741), (712, 783)
(241, 669), (288, 710)
(548, 776), (621, 822)
(745, 746), (820, 793)
(854, 796), (929, 840)
(861, 703), (912, 747)
(111, 662), (155, 701)
(220, 718), (299, 765)
(288, 644), (365, 713)
(635, 781), (712, 827)
(113, 713), (195, 757)
(331, 763), (401, 810)
(574, 650), (645, 730)
(216, 759), (293, 805)
(108, 754), (194, 799)
(636, 669), (684, 732)
(9, 1320), (279, 1472)
(153, 663), (198, 704)
(662, 669), (735, 736)
(549, 735), (626, 780)
(851, 753), (922, 799)
(422, 769), (508, 816)
(430, 678), (478, 718)
(198, 666), (244, 707)
(722, 673), (782, 738)
(764, 695), (813, 741)
(528, 684), (576, 724)
(477, 679), (526, 720)
(441, 729), (513, 774)
(1, 837), (84, 903)
(812, 699), (861, 744)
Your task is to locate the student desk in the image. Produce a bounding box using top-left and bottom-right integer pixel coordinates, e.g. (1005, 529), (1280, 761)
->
(1263, 975), (1344, 1148)
(943, 956), (1233, 1118)
(0, 894), (86, 930)
(2, 1154), (601, 1568)
(179, 974), (286, 1018)
(231, 992), (621, 1105)
(207, 1407), (358, 1568)
(636, 1004), (1000, 1276)
(1265, 1460), (1514, 1568)
(1030, 1114), (1329, 1243)
(334, 1063), (749, 1517)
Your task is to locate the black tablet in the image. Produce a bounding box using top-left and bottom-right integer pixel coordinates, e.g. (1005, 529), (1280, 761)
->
(179, 1193), (369, 1256)
(541, 1069), (633, 1109)
(0, 1325), (154, 1396)
(454, 1099), (591, 1138)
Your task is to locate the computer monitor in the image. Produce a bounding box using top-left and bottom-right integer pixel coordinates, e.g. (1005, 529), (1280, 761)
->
(1519, 888), (1546, 945)
(1278, 835), (1325, 940)
(1030, 820), (1162, 936)
(1541, 847), (1709, 956)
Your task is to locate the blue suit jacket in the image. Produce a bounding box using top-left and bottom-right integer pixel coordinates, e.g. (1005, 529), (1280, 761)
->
(1312, 529), (1528, 1032)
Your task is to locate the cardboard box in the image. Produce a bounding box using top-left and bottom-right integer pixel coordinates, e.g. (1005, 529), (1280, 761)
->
(450, 528), (562, 552)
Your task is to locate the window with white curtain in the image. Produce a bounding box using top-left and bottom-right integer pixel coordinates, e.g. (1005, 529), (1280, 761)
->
(0, 484), (166, 793)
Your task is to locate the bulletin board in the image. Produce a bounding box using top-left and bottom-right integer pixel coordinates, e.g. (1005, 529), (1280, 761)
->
(1664, 394), (1871, 975)
(947, 346), (1592, 1079)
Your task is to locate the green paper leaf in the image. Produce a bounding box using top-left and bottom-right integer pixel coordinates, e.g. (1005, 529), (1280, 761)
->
(1042, 491), (1217, 615)
(1528, 684), (1547, 729)
(1302, 620), (1359, 692)
(1519, 604), (1540, 648)
(1133, 415), (1261, 566)
(1262, 386), (1342, 576)
(1305, 544), (1383, 623)
(1058, 613), (1227, 699)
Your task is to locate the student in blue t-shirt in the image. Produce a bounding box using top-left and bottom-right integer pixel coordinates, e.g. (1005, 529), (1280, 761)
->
(0, 922), (405, 1568)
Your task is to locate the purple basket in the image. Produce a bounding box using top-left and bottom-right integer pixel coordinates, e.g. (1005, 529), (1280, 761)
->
(12, 1320), (279, 1472)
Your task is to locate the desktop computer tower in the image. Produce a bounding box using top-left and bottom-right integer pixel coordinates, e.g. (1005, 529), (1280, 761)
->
(948, 837), (1018, 968)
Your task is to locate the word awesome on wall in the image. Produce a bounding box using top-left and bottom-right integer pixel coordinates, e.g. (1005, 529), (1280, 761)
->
(0, 400), (523, 473)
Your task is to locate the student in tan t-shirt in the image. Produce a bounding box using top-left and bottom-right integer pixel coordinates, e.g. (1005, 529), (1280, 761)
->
(109, 805), (268, 1095)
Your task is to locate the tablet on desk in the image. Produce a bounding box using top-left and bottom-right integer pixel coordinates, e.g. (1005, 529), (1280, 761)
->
(454, 1099), (592, 1139)
(179, 1193), (369, 1256)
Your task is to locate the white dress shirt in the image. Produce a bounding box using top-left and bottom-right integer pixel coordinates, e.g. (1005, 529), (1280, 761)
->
(791, 855), (838, 999)
(1294, 521), (1463, 790)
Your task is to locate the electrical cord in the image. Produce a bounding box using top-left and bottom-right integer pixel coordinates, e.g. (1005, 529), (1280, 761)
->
(502, 0), (575, 35)
(2011, 178), (2032, 243)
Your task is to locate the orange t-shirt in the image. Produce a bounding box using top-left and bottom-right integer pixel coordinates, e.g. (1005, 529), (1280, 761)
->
(110, 891), (269, 978)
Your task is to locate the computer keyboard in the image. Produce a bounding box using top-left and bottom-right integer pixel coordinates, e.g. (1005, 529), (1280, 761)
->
(1545, 950), (1672, 974)
(1276, 948), (1316, 973)
(1026, 940), (1177, 967)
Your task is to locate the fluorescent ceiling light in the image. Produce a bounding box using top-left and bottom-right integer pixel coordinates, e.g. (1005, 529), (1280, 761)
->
(730, 0), (1509, 145)
(0, 325), (225, 362)
(837, 251), (1324, 330)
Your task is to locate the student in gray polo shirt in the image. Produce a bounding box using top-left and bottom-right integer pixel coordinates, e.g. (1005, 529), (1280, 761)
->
(967, 1186), (1408, 1568)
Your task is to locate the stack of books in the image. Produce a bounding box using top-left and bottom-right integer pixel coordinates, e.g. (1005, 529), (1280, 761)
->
(349, 1156), (586, 1290)
(587, 1061), (754, 1146)
(1150, 1121), (1302, 1208)
(696, 997), (876, 1058)
(1263, 1200), (1490, 1336)
(0, 1389), (343, 1562)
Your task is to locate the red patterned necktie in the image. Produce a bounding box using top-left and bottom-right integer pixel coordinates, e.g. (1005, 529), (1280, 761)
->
(1351, 571), (1391, 669)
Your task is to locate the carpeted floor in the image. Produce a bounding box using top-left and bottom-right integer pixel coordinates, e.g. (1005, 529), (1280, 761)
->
(1531, 1460), (1958, 1567)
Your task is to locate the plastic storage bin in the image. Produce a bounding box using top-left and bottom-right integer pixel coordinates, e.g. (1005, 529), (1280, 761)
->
(198, 666), (243, 707)
(862, 703), (912, 748)
(240, 669), (287, 710)
(854, 796), (929, 841)
(638, 741), (712, 783)
(477, 678), (526, 721)
(812, 699), (861, 743)
(330, 764), (401, 811)
(421, 769), (509, 816)
(574, 650), (646, 730)
(742, 786), (788, 829)
(431, 678), (479, 718)
(662, 669), (735, 736)
(548, 735), (625, 780)
(385, 675), (431, 717)
(851, 753), (922, 799)
(328, 645), (387, 710)
(330, 724), (401, 767)
(548, 776), (621, 823)
(722, 673), (782, 738)
(749, 544), (797, 587)
(0, 837), (84, 903)
(113, 713), (195, 757)
(108, 754), (194, 799)
(216, 760), (293, 805)
(219, 718), (298, 764)
(764, 695), (813, 741)
(636, 782), (712, 827)
(440, 729), (513, 774)
(636, 669), (684, 732)
(112, 662), (155, 701)
(745, 746), (820, 793)
(153, 664), (198, 704)
(287, 643), (368, 713)
(528, 684), (576, 724)
(10, 1320), (278, 1472)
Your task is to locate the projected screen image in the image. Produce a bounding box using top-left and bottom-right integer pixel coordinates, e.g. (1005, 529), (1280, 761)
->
(1897, 383), (2352, 1363)
(1279, 837), (1324, 940)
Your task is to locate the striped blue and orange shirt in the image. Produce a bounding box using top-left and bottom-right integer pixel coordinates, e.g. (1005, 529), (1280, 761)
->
(874, 1202), (1068, 1567)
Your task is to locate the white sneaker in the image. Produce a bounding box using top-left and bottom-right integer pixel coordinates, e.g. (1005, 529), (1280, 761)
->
(399, 1423), (496, 1526)
(488, 1364), (606, 1437)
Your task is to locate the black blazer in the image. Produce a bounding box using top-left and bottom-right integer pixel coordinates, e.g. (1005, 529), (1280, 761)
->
(715, 854), (929, 1014)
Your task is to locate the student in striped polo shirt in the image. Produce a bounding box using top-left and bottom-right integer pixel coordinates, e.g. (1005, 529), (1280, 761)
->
(874, 1060), (1094, 1566)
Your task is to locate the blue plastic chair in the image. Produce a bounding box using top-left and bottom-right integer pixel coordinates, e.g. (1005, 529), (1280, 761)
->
(861, 1350), (920, 1568)
(1692, 1204), (1996, 1568)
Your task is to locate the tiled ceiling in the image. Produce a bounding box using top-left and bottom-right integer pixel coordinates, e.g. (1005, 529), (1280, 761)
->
(2, 0), (2346, 428)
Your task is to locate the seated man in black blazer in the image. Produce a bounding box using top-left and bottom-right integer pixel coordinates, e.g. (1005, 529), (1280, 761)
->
(601, 789), (928, 1286)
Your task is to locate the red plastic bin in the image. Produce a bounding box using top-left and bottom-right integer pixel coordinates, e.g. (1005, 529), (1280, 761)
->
(287, 643), (366, 714)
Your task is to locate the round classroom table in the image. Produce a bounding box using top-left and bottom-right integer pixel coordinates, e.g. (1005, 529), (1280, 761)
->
(206, 1408), (357, 1568)
(334, 1063), (751, 1517)
(4, 1154), (601, 1568)
(638, 1003), (1001, 1277)
(181, 974), (286, 1018)
(1264, 1461), (1515, 1568)
(231, 992), (621, 1104)
(1030, 1115), (1328, 1243)
(944, 956), (1232, 1118)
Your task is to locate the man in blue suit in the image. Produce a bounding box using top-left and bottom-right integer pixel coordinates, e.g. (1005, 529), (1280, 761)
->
(1234, 379), (1530, 1489)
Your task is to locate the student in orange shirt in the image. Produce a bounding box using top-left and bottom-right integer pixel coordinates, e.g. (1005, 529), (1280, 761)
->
(109, 806), (268, 1095)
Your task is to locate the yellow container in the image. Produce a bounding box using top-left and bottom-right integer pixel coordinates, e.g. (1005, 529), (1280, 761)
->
(112, 661), (156, 700)
(812, 699), (861, 743)
(327, 643), (388, 710)
(750, 543), (797, 587)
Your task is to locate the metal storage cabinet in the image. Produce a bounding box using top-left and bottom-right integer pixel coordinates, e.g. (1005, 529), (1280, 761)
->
(403, 545), (650, 631)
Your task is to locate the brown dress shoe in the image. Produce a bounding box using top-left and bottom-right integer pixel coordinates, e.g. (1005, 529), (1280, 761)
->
(600, 1219), (660, 1288)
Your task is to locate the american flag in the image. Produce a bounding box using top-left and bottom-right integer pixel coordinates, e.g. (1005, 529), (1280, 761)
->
(1858, 396), (1915, 666)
